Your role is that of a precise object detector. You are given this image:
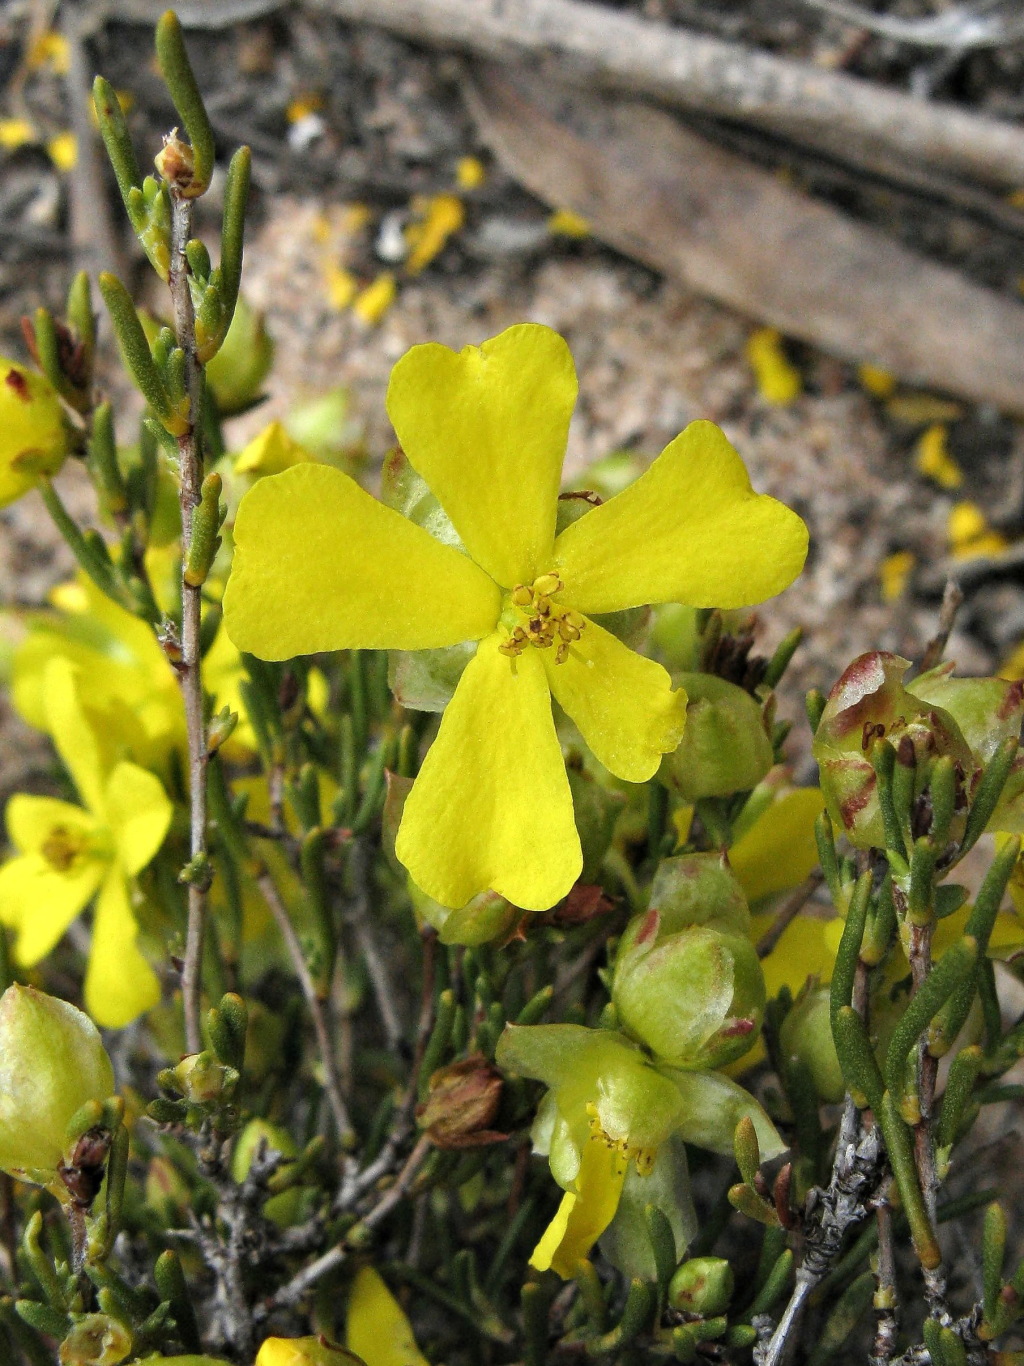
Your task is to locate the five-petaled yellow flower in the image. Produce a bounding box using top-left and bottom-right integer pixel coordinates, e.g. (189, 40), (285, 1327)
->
(224, 324), (807, 910)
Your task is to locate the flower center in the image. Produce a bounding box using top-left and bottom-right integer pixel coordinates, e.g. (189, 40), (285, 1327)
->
(41, 824), (91, 873)
(585, 1102), (656, 1176)
(499, 571), (586, 666)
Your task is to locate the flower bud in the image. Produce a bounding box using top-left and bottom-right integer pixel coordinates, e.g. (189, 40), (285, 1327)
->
(778, 984), (844, 1103)
(205, 296), (273, 415)
(660, 673), (773, 801)
(0, 985), (115, 1186)
(256, 1337), (364, 1366)
(59, 1314), (132, 1366)
(813, 652), (973, 849)
(647, 852), (751, 937)
(612, 912), (765, 1069)
(410, 882), (519, 946)
(169, 1051), (238, 1106)
(231, 1119), (300, 1226)
(668, 1257), (735, 1316)
(0, 360), (68, 507)
(416, 1055), (505, 1148)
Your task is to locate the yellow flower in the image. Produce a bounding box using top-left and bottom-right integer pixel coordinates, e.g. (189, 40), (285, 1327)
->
(0, 360), (68, 507)
(0, 659), (171, 1026)
(224, 324), (808, 910)
(234, 420), (314, 476)
(947, 501), (1007, 560)
(257, 1337), (363, 1366)
(404, 193), (465, 274)
(347, 1266), (430, 1366)
(547, 208), (590, 239)
(915, 423), (962, 490)
(745, 328), (801, 406)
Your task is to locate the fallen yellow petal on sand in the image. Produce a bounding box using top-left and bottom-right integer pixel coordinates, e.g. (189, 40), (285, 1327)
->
(324, 262), (358, 311)
(456, 155), (486, 189)
(352, 272), (396, 325)
(858, 363), (896, 399)
(286, 93), (325, 123)
(947, 501), (1008, 560)
(404, 194), (465, 275)
(745, 327), (802, 406)
(0, 119), (36, 151)
(47, 132), (77, 173)
(879, 550), (916, 603)
(915, 423), (962, 490)
(27, 31), (70, 74)
(548, 208), (591, 239)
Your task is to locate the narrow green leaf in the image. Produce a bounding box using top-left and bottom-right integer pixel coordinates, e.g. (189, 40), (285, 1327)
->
(155, 11), (216, 197)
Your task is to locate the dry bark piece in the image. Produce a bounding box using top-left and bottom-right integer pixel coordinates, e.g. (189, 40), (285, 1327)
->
(468, 67), (1024, 416)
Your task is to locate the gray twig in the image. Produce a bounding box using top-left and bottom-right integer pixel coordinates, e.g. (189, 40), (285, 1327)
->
(256, 871), (354, 1147)
(919, 581), (965, 675)
(346, 838), (405, 1053)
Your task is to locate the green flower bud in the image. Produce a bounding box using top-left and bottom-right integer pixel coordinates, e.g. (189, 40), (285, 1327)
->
(416, 1055), (505, 1148)
(660, 673), (773, 801)
(0, 986), (114, 1187)
(648, 852), (751, 937)
(0, 360), (69, 507)
(668, 1256), (735, 1316)
(231, 1119), (300, 1226)
(170, 1051), (238, 1105)
(205, 296), (273, 415)
(612, 912), (765, 1069)
(59, 1314), (132, 1366)
(410, 882), (519, 946)
(778, 984), (844, 1103)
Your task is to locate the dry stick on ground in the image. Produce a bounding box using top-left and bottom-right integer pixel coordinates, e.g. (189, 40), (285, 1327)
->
(167, 191), (210, 1059)
(468, 68), (1024, 415)
(313, 0), (1024, 189)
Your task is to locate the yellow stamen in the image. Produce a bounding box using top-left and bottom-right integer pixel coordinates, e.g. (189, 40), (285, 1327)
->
(41, 825), (89, 873)
(502, 571), (585, 664)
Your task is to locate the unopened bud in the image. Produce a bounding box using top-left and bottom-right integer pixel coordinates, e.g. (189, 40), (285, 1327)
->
(0, 986), (115, 1187)
(660, 673), (773, 801)
(668, 1257), (735, 1316)
(612, 913), (765, 1069)
(154, 129), (198, 195)
(205, 296), (274, 415)
(0, 360), (69, 507)
(171, 1051), (237, 1106)
(417, 1055), (505, 1148)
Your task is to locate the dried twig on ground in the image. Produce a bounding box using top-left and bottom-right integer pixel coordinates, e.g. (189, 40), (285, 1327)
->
(468, 68), (1024, 414)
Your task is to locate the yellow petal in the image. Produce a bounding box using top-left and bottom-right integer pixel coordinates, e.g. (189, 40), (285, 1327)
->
(0, 853), (105, 962)
(396, 633), (581, 911)
(530, 1134), (629, 1277)
(553, 421), (808, 615)
(5, 794), (98, 856)
(104, 762), (173, 876)
(347, 1266), (430, 1366)
(386, 324), (576, 588)
(728, 788), (825, 904)
(543, 618), (686, 782)
(234, 420), (313, 475)
(84, 872), (160, 1028)
(224, 463), (501, 659)
(42, 658), (107, 817)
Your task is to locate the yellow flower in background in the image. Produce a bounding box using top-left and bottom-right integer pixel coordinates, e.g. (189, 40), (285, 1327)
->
(347, 1266), (430, 1366)
(858, 363), (896, 399)
(234, 420), (315, 477)
(728, 782), (825, 907)
(547, 208), (590, 239)
(352, 272), (396, 326)
(224, 324), (808, 911)
(0, 659), (171, 1027)
(404, 193), (465, 275)
(879, 550), (916, 603)
(47, 131), (77, 172)
(0, 360), (68, 507)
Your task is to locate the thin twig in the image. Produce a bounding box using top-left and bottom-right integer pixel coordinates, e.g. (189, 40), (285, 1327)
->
(167, 190), (210, 1058)
(756, 871), (826, 959)
(259, 1134), (432, 1315)
(257, 870), (354, 1146)
(870, 1183), (898, 1366)
(346, 837), (405, 1054)
(919, 581), (965, 674)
